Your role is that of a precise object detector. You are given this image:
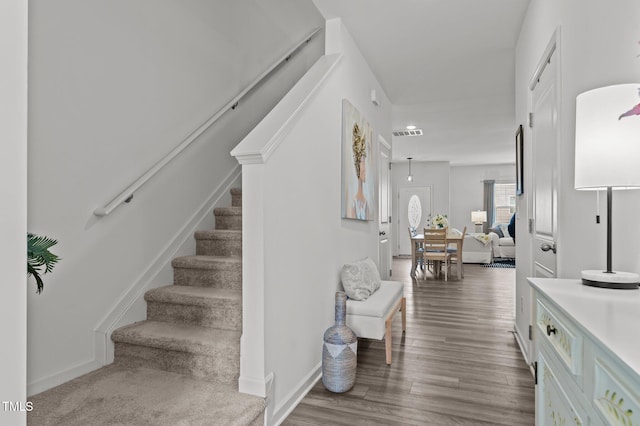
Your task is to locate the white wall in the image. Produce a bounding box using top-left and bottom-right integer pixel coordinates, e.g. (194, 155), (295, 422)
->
(234, 18), (392, 425)
(27, 0), (324, 394)
(391, 161), (450, 255)
(450, 164), (515, 233)
(514, 0), (640, 362)
(0, 1), (28, 424)
(390, 162), (514, 254)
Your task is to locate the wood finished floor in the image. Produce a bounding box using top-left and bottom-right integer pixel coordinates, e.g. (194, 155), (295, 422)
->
(283, 258), (535, 425)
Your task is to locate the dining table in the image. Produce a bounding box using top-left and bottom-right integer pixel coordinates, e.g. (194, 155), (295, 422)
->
(410, 232), (464, 280)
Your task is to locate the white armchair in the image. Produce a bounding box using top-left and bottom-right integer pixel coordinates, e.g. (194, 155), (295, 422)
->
(488, 223), (515, 259)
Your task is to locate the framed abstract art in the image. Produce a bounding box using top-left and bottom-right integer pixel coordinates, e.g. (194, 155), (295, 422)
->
(341, 99), (375, 221)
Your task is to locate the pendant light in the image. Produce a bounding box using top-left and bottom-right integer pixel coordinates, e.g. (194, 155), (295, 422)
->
(407, 157), (413, 182)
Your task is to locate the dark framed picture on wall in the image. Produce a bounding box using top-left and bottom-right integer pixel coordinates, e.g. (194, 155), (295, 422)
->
(515, 124), (524, 195)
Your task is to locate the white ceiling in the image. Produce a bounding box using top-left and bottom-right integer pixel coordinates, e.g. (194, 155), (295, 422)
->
(312, 0), (531, 165)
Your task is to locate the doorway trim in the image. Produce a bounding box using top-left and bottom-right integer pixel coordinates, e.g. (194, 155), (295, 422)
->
(514, 27), (562, 369)
(378, 135), (392, 279)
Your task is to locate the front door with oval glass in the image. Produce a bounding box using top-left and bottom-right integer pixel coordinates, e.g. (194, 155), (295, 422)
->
(398, 187), (431, 255)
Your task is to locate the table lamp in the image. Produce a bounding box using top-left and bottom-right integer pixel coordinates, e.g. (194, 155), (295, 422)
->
(471, 210), (487, 233)
(575, 84), (640, 289)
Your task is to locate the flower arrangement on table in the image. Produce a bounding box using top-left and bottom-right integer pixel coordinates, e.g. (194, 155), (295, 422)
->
(431, 214), (448, 229)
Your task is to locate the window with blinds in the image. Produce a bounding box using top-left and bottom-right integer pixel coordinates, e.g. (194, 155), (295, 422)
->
(494, 183), (516, 223)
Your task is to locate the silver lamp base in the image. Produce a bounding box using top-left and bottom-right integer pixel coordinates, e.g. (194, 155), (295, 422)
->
(581, 270), (640, 290)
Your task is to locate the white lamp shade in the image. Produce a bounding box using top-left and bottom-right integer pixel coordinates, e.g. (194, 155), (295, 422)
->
(471, 210), (487, 224)
(575, 84), (640, 190)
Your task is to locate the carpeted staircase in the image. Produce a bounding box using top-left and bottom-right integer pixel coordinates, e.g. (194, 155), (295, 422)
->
(28, 188), (266, 426)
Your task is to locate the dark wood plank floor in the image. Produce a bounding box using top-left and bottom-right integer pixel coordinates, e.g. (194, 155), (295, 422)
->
(283, 257), (535, 425)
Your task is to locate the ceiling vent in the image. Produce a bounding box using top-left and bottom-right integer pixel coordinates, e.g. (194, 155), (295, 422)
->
(392, 129), (423, 137)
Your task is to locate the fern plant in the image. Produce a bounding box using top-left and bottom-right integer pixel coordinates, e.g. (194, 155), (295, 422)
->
(27, 233), (60, 294)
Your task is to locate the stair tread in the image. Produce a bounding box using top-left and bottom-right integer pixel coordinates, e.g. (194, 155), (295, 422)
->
(230, 188), (242, 195)
(145, 285), (241, 306)
(112, 320), (240, 354)
(172, 255), (242, 268)
(28, 365), (264, 426)
(214, 207), (242, 216)
(194, 229), (242, 239)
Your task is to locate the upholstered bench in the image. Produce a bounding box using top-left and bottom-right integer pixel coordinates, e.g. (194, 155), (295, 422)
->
(345, 280), (406, 365)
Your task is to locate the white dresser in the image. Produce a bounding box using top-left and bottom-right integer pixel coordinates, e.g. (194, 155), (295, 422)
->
(529, 278), (640, 425)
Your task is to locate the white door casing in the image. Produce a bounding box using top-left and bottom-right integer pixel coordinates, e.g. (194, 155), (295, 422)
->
(515, 36), (560, 368)
(379, 136), (392, 279)
(531, 50), (558, 279)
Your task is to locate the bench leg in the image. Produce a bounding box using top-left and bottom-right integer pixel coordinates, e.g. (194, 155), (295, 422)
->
(385, 316), (392, 365)
(401, 297), (406, 333)
(384, 297), (407, 365)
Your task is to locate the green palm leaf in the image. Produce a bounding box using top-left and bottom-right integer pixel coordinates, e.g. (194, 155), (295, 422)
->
(27, 233), (60, 293)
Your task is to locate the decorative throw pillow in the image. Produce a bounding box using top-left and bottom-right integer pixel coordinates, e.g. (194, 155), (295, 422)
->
(473, 234), (491, 246)
(489, 226), (504, 238)
(499, 224), (510, 239)
(360, 257), (381, 294)
(340, 262), (370, 301)
(340, 257), (381, 301)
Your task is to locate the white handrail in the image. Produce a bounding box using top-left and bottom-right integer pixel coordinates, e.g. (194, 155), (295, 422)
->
(94, 27), (321, 217)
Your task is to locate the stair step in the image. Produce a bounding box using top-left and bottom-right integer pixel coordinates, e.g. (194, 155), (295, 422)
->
(112, 321), (240, 383)
(28, 365), (265, 426)
(172, 255), (242, 289)
(195, 229), (242, 257)
(112, 320), (240, 356)
(145, 285), (241, 330)
(214, 207), (242, 216)
(231, 187), (242, 207)
(214, 207), (242, 230)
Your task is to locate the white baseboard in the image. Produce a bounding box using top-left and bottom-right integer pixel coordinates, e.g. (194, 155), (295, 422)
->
(239, 375), (269, 398)
(93, 166), (241, 365)
(28, 358), (101, 397)
(513, 322), (532, 367)
(269, 363), (321, 426)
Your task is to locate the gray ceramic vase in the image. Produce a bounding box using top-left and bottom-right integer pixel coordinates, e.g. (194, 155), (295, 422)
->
(322, 291), (357, 393)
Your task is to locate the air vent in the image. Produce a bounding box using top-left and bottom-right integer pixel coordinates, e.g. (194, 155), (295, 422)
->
(392, 129), (423, 137)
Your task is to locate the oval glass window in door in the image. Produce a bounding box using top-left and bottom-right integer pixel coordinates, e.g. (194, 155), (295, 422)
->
(408, 195), (422, 229)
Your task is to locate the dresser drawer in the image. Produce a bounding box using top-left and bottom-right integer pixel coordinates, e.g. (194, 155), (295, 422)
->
(537, 300), (583, 380)
(530, 278), (640, 425)
(593, 357), (640, 425)
(537, 351), (587, 426)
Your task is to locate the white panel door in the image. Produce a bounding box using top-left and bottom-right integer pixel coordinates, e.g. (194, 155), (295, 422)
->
(531, 51), (558, 278)
(379, 138), (392, 279)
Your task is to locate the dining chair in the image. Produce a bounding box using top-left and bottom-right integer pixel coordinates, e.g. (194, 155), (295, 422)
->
(449, 226), (467, 278)
(408, 226), (424, 276)
(423, 227), (451, 281)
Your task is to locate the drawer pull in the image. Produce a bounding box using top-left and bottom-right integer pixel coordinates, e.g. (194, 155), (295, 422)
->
(546, 325), (557, 336)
